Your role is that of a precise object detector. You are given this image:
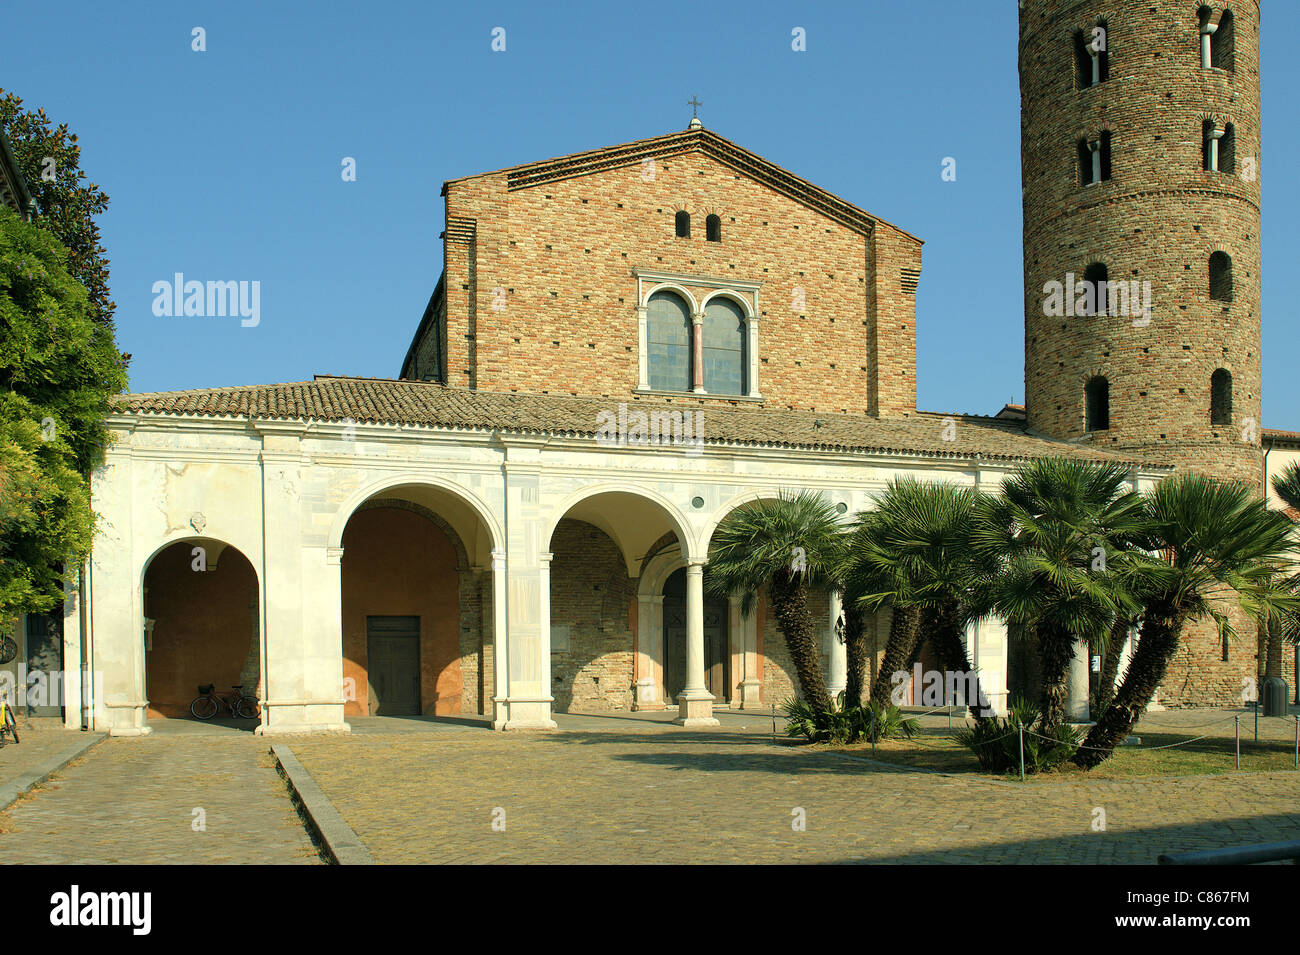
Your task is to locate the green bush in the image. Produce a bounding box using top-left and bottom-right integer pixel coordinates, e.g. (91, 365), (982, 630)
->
(954, 697), (1081, 774)
(780, 695), (919, 744)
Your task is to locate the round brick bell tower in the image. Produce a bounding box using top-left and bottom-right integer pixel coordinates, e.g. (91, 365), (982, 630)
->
(1019, 0), (1262, 487)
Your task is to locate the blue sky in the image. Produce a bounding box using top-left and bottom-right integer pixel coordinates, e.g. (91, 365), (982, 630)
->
(5, 1), (1298, 423)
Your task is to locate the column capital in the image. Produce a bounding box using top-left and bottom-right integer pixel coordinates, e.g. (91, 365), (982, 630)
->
(326, 546), (344, 566)
(539, 551), (554, 567)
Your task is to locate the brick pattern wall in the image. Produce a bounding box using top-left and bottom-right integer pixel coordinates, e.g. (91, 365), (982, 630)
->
(435, 145), (921, 416)
(549, 519), (638, 712)
(1021, 1), (1264, 705)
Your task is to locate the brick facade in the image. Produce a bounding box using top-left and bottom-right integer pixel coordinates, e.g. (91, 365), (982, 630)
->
(410, 128), (922, 419)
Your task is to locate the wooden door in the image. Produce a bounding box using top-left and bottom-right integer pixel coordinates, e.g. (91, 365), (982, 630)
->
(366, 616), (421, 715)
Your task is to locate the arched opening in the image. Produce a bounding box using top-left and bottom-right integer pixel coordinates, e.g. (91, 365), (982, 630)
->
(1221, 123), (1236, 174)
(1085, 376), (1110, 432)
(547, 489), (691, 714)
(646, 290), (693, 392)
(674, 210), (691, 238)
(705, 214), (722, 242)
(1211, 368), (1233, 425)
(1212, 9), (1235, 71)
(702, 297), (746, 395)
(143, 539), (259, 722)
(1209, 251), (1233, 302)
(335, 483), (496, 719)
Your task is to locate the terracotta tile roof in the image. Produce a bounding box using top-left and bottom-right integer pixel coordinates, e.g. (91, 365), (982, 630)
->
(113, 376), (1169, 467)
(1264, 428), (1300, 444)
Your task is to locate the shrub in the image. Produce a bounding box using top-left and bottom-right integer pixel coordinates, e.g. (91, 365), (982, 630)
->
(780, 695), (918, 744)
(955, 697), (1081, 774)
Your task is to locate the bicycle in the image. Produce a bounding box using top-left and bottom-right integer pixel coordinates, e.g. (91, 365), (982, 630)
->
(189, 683), (260, 720)
(0, 693), (19, 745)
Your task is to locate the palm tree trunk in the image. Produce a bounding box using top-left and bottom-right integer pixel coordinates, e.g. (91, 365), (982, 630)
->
(843, 603), (868, 707)
(1037, 624), (1075, 730)
(768, 570), (832, 718)
(871, 605), (921, 707)
(926, 603), (990, 723)
(1093, 616), (1130, 714)
(1073, 600), (1185, 768)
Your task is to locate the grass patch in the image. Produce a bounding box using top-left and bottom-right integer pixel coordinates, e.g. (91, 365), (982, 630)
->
(821, 728), (1300, 781)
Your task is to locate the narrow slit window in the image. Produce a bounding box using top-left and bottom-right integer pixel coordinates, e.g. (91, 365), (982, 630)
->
(1209, 251), (1233, 302)
(1083, 262), (1108, 316)
(1085, 376), (1110, 432)
(1210, 369), (1233, 425)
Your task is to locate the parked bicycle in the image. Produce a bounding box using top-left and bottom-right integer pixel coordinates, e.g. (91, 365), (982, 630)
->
(0, 692), (19, 745)
(189, 684), (260, 720)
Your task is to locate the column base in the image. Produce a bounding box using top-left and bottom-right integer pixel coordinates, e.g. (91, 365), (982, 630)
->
(256, 722), (351, 736)
(673, 691), (719, 727)
(633, 678), (667, 711)
(500, 698), (557, 731)
(108, 726), (153, 737)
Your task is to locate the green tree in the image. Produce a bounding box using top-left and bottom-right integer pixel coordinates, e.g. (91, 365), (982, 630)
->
(0, 206), (126, 628)
(1, 91), (120, 337)
(973, 459), (1146, 730)
(1075, 475), (1300, 767)
(707, 490), (847, 721)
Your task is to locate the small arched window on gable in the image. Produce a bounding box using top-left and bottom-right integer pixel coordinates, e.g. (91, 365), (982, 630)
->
(646, 291), (693, 391)
(1085, 376), (1110, 432)
(1209, 251), (1233, 302)
(1083, 262), (1109, 316)
(1210, 369), (1233, 425)
(1200, 7), (1235, 71)
(705, 214), (722, 243)
(702, 297), (746, 395)
(675, 210), (691, 238)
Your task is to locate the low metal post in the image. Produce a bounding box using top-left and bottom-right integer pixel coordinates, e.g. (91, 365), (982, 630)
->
(1019, 721), (1025, 781)
(1294, 715), (1298, 770)
(1254, 699), (1259, 741)
(1235, 715), (1241, 770)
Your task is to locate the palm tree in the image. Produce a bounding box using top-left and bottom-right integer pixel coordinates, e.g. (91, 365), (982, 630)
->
(1075, 474), (1300, 767)
(972, 458), (1146, 730)
(1264, 461), (1300, 678)
(707, 490), (847, 721)
(842, 478), (993, 720)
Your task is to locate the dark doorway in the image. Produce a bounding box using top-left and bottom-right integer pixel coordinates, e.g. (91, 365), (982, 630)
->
(366, 616), (422, 715)
(24, 613), (63, 717)
(662, 568), (730, 704)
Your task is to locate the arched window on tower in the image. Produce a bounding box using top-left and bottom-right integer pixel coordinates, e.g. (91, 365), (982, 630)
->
(702, 297), (746, 395)
(705, 214), (722, 243)
(1078, 132), (1112, 186)
(1083, 262), (1109, 316)
(1085, 376), (1110, 432)
(1210, 369), (1233, 425)
(1073, 22), (1109, 88)
(646, 291), (693, 391)
(1200, 7), (1235, 71)
(675, 210), (691, 238)
(1209, 251), (1233, 302)
(1221, 123), (1236, 174)
(1203, 121), (1236, 173)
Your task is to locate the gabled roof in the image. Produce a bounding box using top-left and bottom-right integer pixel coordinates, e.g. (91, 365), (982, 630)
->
(442, 125), (921, 243)
(113, 376), (1164, 468)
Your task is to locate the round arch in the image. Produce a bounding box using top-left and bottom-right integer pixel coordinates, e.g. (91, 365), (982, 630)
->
(697, 488), (788, 558)
(641, 282), (700, 312)
(544, 482), (697, 565)
(328, 473), (503, 555)
(698, 288), (755, 318)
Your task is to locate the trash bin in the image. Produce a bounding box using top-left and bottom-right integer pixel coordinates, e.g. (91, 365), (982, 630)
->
(1263, 677), (1289, 717)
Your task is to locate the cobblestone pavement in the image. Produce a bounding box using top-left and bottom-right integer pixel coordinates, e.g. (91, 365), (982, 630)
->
(285, 709), (1300, 865)
(0, 720), (95, 795)
(0, 734), (320, 864)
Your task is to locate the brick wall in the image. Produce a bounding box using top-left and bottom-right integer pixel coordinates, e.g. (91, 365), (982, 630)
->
(432, 138), (921, 416)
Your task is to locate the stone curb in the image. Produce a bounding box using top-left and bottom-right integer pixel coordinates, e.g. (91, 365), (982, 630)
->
(271, 744), (374, 865)
(0, 731), (109, 811)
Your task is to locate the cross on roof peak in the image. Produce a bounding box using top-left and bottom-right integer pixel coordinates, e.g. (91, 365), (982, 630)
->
(687, 96), (703, 128)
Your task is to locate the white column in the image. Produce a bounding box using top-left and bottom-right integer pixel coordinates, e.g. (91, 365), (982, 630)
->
(746, 315), (761, 398)
(491, 548), (508, 728)
(1067, 638), (1091, 722)
(61, 566), (83, 729)
(1210, 125), (1224, 171)
(827, 590), (847, 700)
(674, 559), (718, 726)
(691, 312), (706, 394)
(1201, 23), (1217, 69)
(1089, 140), (1102, 184)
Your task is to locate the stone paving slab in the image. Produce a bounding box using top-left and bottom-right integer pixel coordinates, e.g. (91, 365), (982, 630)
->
(287, 719), (1300, 865)
(0, 735), (321, 865)
(0, 720), (102, 808)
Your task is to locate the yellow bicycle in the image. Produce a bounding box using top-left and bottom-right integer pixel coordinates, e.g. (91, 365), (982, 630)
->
(0, 696), (19, 746)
